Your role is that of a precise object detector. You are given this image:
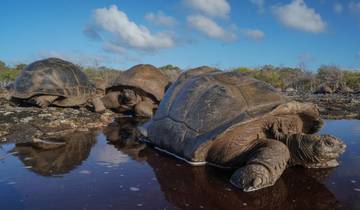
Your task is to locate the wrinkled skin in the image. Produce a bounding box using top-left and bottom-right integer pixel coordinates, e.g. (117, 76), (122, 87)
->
(230, 133), (345, 192)
(140, 70), (347, 192)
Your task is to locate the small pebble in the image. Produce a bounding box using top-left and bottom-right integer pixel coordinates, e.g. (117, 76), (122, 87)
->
(130, 187), (140, 192)
(79, 170), (91, 175)
(351, 180), (357, 184)
(7, 182), (16, 185)
(354, 188), (360, 192)
(243, 203), (247, 206)
(137, 204), (143, 207)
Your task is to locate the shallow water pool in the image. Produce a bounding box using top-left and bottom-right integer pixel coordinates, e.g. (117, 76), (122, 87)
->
(0, 118), (359, 210)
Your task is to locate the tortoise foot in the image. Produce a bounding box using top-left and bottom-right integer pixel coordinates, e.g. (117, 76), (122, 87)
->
(34, 96), (58, 108)
(230, 164), (276, 192)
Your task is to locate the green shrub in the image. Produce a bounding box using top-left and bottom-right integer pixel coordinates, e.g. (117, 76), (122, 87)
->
(0, 69), (20, 82)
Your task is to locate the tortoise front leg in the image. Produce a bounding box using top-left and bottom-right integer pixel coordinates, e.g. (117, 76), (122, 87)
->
(230, 140), (290, 192)
(92, 97), (106, 113)
(101, 91), (122, 109)
(134, 98), (156, 118)
(33, 95), (59, 108)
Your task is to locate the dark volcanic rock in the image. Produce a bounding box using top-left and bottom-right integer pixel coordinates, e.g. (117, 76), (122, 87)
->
(0, 89), (116, 144)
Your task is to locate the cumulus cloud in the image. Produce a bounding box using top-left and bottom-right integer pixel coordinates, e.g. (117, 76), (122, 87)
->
(145, 11), (176, 26)
(333, 3), (343, 14)
(187, 14), (236, 41)
(240, 29), (265, 41)
(92, 5), (175, 51)
(184, 0), (230, 18)
(272, 0), (327, 33)
(250, 0), (265, 13)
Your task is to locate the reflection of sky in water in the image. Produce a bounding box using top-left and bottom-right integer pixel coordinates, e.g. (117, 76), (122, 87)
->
(0, 120), (359, 210)
(95, 144), (129, 166)
(93, 133), (129, 167)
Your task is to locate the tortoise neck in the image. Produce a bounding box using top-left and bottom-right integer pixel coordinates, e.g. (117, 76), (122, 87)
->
(281, 134), (319, 165)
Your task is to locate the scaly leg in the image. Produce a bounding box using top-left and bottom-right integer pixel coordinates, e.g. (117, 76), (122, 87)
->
(33, 95), (59, 108)
(230, 140), (290, 192)
(92, 97), (106, 113)
(134, 98), (156, 118)
(101, 91), (122, 109)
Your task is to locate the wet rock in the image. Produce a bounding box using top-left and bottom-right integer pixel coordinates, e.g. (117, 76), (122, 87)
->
(0, 91), (118, 144)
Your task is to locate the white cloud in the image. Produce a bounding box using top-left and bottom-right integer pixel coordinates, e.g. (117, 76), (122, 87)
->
(272, 0), (327, 33)
(184, 0), (230, 18)
(93, 5), (175, 51)
(240, 29), (265, 41)
(187, 14), (236, 41)
(95, 144), (130, 166)
(333, 3), (343, 14)
(250, 0), (265, 13)
(145, 11), (176, 26)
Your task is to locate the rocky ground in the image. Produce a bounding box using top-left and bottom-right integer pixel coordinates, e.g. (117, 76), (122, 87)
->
(1, 87), (360, 147)
(0, 89), (117, 145)
(288, 93), (360, 119)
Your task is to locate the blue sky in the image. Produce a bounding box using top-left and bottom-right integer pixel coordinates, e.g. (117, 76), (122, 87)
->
(0, 0), (360, 71)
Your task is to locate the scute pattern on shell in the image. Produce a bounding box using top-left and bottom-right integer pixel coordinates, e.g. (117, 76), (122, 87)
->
(12, 58), (95, 99)
(147, 70), (289, 162)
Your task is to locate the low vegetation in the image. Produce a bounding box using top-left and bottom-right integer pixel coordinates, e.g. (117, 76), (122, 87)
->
(1, 59), (359, 93)
(231, 65), (360, 93)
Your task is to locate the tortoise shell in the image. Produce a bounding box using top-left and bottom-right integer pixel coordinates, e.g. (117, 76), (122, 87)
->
(111, 64), (170, 102)
(12, 58), (95, 99)
(145, 70), (290, 162)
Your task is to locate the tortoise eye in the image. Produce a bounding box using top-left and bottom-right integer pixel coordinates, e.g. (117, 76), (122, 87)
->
(325, 140), (334, 147)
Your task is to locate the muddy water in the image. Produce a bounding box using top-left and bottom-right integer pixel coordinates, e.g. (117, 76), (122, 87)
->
(0, 118), (359, 210)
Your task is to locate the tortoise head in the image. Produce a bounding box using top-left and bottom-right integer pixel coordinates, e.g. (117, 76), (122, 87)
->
(311, 134), (346, 162)
(299, 134), (346, 168)
(122, 89), (141, 106)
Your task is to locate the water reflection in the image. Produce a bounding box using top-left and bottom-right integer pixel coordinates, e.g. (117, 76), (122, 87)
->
(101, 118), (343, 210)
(12, 132), (96, 176)
(103, 117), (147, 162)
(1, 119), (358, 210)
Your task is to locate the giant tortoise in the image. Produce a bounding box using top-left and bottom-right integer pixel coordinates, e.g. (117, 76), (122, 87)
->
(101, 64), (170, 117)
(139, 68), (346, 192)
(10, 58), (105, 112)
